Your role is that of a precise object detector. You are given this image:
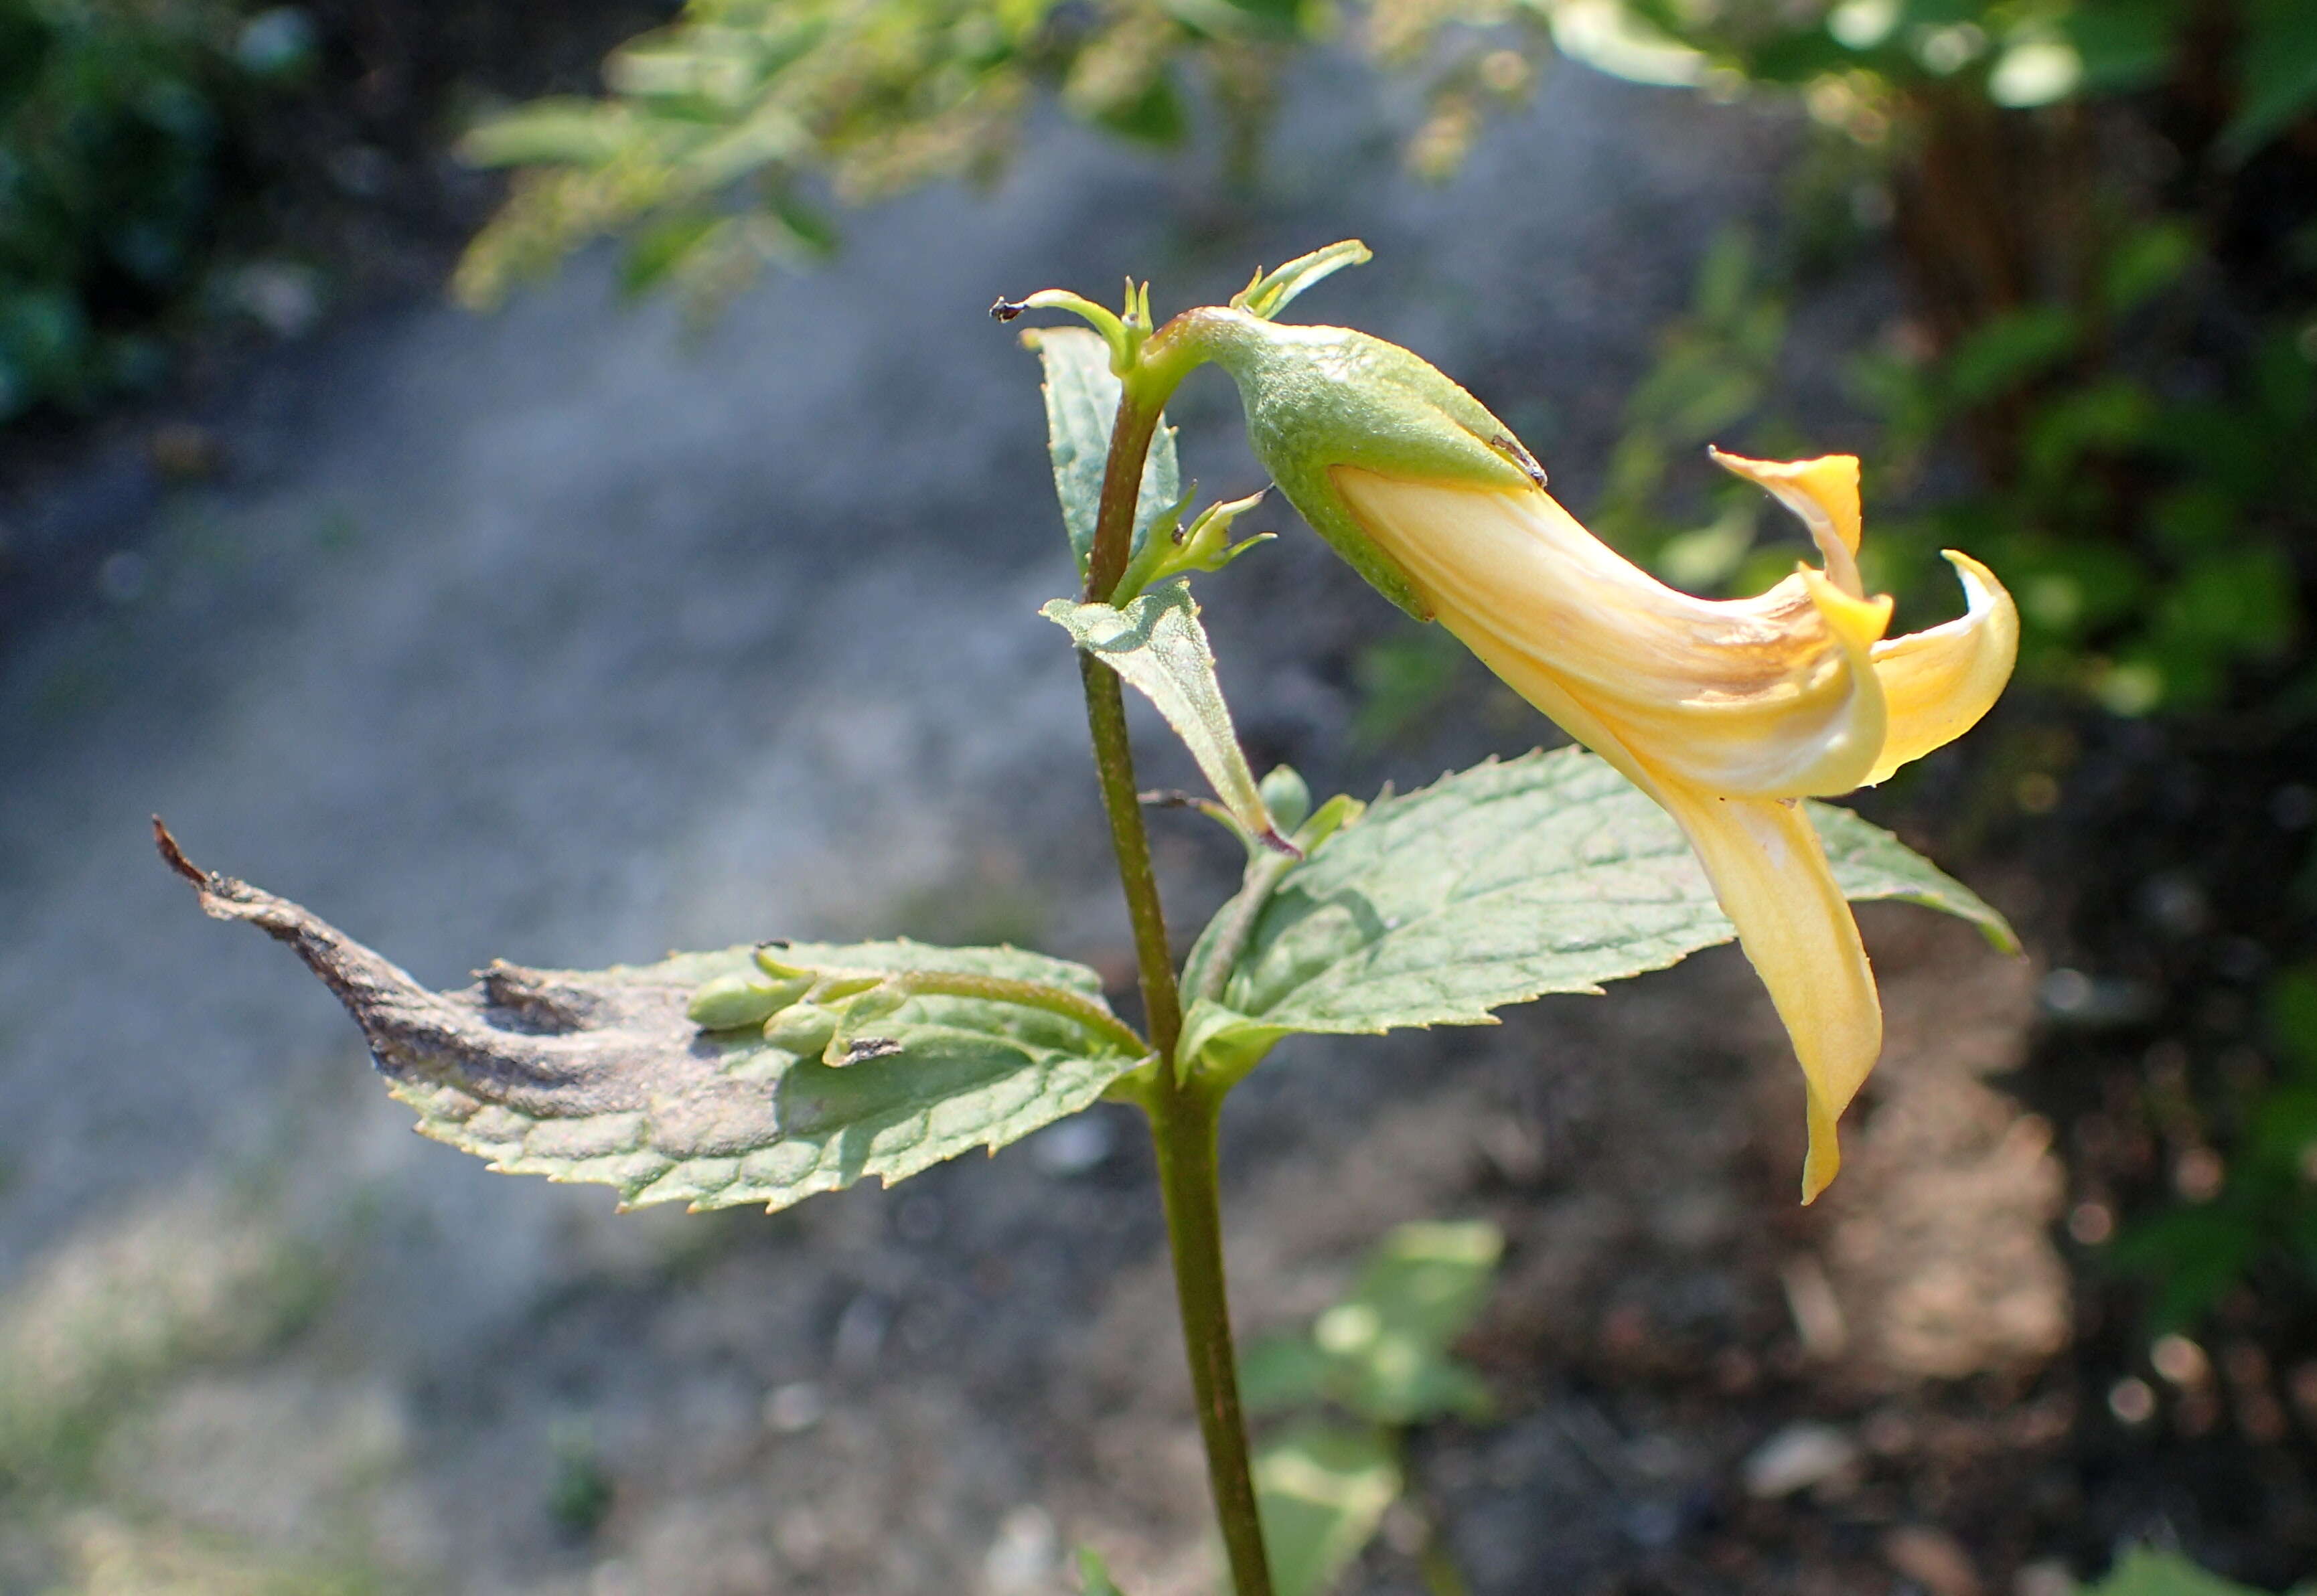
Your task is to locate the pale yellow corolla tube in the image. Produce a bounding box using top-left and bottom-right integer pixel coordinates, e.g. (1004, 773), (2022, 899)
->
(1330, 453), (2016, 1202)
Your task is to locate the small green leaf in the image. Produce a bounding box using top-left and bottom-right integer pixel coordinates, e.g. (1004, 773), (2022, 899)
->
(163, 846), (1147, 1214)
(1944, 305), (2080, 404)
(2077, 1547), (2283, 1596)
(1246, 1220), (1501, 1427)
(458, 99), (639, 168)
(1240, 1332), (1333, 1414)
(1319, 1220), (1500, 1423)
(1044, 586), (1286, 851)
(1252, 1423), (1400, 1596)
(2217, 0), (2317, 165)
(1021, 325), (1181, 575)
(1075, 1546), (1127, 1595)
(1180, 748), (2014, 1079)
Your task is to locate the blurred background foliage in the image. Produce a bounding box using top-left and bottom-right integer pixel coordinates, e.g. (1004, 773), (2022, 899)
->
(0, 0), (311, 418)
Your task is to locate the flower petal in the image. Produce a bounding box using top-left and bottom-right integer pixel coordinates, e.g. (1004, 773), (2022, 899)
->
(1862, 550), (2020, 786)
(1708, 449), (1865, 597)
(1647, 783), (1882, 1203)
(1337, 470), (1892, 797)
(1402, 633), (1885, 1202)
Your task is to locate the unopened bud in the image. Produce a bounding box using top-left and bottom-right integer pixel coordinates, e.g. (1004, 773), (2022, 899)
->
(763, 1002), (838, 1054)
(688, 971), (809, 1031)
(1259, 765), (1312, 835)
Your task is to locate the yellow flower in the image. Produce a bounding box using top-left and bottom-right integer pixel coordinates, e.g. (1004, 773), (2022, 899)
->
(1331, 447), (2016, 1200)
(1177, 299), (2018, 1197)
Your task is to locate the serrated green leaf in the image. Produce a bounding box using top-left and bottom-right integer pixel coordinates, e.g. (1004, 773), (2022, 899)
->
(1180, 747), (2014, 1077)
(1808, 797), (2021, 953)
(1021, 325), (1180, 575)
(1043, 585), (1283, 850)
(163, 846), (1146, 1214)
(1251, 1423), (1400, 1596)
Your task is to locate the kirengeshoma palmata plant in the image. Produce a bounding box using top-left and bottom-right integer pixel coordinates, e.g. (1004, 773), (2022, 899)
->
(161, 240), (2018, 1595)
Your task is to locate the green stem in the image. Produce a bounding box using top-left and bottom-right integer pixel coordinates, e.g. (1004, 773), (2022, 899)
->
(1081, 655), (1187, 1064)
(1149, 1074), (1272, 1595)
(1072, 361), (1272, 1596)
(1085, 395), (1165, 604)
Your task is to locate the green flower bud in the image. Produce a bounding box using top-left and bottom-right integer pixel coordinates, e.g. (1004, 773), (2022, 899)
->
(763, 1002), (838, 1055)
(1257, 764), (1311, 835)
(1169, 307), (1544, 619)
(688, 971), (809, 1032)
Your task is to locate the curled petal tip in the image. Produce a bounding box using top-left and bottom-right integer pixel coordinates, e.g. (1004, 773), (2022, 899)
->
(1860, 548), (2019, 786)
(1712, 448), (1865, 596)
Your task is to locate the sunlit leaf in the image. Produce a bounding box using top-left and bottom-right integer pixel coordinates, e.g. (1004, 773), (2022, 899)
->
(2077, 1546), (2300, 1596)
(1044, 585), (1284, 850)
(1244, 1220), (1501, 1426)
(1180, 747), (2014, 1079)
(159, 830), (1147, 1214)
(1252, 1423), (1400, 1596)
(1075, 1546), (1128, 1595)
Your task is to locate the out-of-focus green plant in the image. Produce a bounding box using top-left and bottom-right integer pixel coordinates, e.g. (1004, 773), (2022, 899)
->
(2108, 960), (2317, 1328)
(1238, 1220), (1500, 1596)
(450, 0), (1564, 312)
(1546, 0), (2317, 718)
(2076, 1545), (2317, 1596)
(0, 0), (309, 419)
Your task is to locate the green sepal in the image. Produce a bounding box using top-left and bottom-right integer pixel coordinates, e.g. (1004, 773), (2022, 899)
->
(1180, 747), (2015, 1085)
(1229, 239), (1373, 322)
(1185, 308), (1544, 619)
(1114, 488), (1273, 601)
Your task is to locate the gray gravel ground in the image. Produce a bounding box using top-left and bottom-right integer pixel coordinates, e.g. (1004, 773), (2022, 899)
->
(0, 58), (2055, 1596)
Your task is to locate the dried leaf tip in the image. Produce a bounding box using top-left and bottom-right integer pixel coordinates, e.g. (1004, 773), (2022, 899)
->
(153, 816), (206, 886)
